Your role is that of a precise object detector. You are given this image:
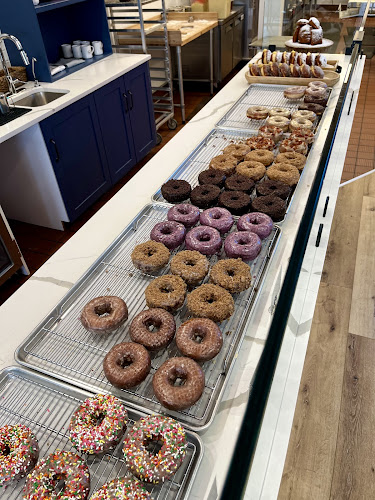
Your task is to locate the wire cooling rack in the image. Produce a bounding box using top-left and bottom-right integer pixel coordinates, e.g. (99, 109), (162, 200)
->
(16, 204), (280, 431)
(0, 367), (202, 500)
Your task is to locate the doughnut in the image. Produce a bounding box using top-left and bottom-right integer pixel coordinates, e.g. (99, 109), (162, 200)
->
(69, 394), (128, 454)
(280, 62), (291, 77)
(80, 296), (128, 334)
(251, 195), (286, 222)
(161, 179), (191, 203)
(246, 135), (275, 151)
(176, 318), (223, 360)
(309, 16), (320, 29)
(261, 64), (272, 77)
(275, 151), (306, 171)
(145, 275), (187, 312)
(304, 91), (327, 107)
(0, 425), (39, 486)
(297, 52), (307, 66)
(311, 27), (323, 45)
(200, 207), (234, 234)
(198, 169), (226, 188)
(167, 203), (200, 228)
(301, 63), (311, 78)
(237, 212), (274, 239)
(103, 342), (151, 389)
(222, 143), (251, 160)
(279, 138), (308, 155)
(170, 250), (209, 286)
(244, 149), (274, 167)
(306, 52), (315, 66)
(266, 115), (290, 132)
(298, 24), (311, 44)
(282, 51), (291, 63)
(224, 174), (255, 193)
(256, 179), (291, 200)
(298, 102), (325, 116)
(187, 284), (235, 322)
(224, 231), (262, 262)
(290, 117), (314, 132)
(290, 63), (301, 78)
(123, 415), (187, 482)
(258, 125), (284, 143)
(283, 86), (306, 99)
(246, 106), (269, 120)
(131, 241), (170, 274)
(297, 18), (309, 26)
(290, 127), (315, 143)
(308, 80), (327, 90)
(190, 184), (221, 209)
(150, 220), (186, 250)
(209, 154), (238, 176)
(315, 54), (327, 67)
(210, 258), (252, 294)
(91, 476), (151, 500)
(262, 48), (271, 64)
(218, 190), (251, 216)
(249, 63), (261, 76)
(269, 107), (291, 118)
(269, 62), (279, 77)
(130, 308), (176, 350)
(305, 86), (327, 99)
(236, 161), (266, 181)
(267, 162), (300, 186)
(185, 225), (222, 255)
(24, 451), (90, 500)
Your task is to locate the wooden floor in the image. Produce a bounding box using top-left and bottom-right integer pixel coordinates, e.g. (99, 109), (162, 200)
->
(279, 172), (375, 500)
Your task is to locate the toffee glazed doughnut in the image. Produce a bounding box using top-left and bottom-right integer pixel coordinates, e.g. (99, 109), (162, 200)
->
(246, 135), (275, 151)
(290, 127), (315, 144)
(103, 342), (151, 389)
(258, 125), (284, 143)
(91, 476), (151, 500)
(153, 358), (205, 410)
(161, 179), (191, 203)
(266, 115), (290, 132)
(246, 106), (269, 120)
(267, 162), (300, 186)
(176, 318), (223, 361)
(222, 143), (251, 160)
(245, 149), (274, 167)
(69, 394), (128, 454)
(256, 179), (291, 200)
(130, 308), (176, 350)
(275, 151), (306, 171)
(170, 250), (209, 286)
(80, 296), (128, 334)
(187, 283), (235, 323)
(145, 275), (187, 312)
(210, 258), (252, 294)
(209, 154), (238, 176)
(236, 161), (266, 181)
(131, 241), (170, 274)
(279, 138), (308, 155)
(198, 169), (226, 188)
(251, 195), (286, 222)
(0, 425), (39, 486)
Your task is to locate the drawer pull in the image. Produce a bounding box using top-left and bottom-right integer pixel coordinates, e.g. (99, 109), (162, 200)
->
(128, 90), (134, 110)
(316, 224), (324, 247)
(122, 92), (129, 112)
(323, 196), (329, 217)
(50, 139), (60, 163)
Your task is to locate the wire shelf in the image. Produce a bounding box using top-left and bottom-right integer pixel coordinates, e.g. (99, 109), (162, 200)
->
(0, 367), (202, 500)
(16, 204), (280, 431)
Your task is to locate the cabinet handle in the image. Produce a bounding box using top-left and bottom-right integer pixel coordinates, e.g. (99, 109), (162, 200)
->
(50, 139), (60, 163)
(225, 24), (233, 33)
(128, 90), (134, 110)
(240, 14), (244, 20)
(235, 19), (240, 26)
(122, 92), (129, 112)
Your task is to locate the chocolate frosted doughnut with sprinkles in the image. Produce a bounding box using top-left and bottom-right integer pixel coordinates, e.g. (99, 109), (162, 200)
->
(123, 415), (187, 483)
(91, 476), (151, 500)
(0, 425), (39, 486)
(24, 451), (90, 500)
(69, 394), (128, 454)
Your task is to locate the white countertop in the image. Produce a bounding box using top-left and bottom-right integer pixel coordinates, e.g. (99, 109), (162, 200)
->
(0, 53), (151, 145)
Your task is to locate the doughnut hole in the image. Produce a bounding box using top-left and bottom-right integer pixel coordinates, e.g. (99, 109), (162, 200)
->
(168, 366), (188, 387)
(94, 302), (112, 317)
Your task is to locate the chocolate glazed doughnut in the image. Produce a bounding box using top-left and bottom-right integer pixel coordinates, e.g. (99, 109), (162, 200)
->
(130, 309), (176, 351)
(176, 318), (223, 361)
(103, 342), (151, 389)
(153, 357), (205, 410)
(80, 296), (128, 334)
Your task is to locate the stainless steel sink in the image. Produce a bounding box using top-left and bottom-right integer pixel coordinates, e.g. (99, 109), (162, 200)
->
(13, 90), (66, 107)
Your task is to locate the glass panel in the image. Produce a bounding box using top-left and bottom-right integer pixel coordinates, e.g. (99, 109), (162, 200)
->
(0, 236), (13, 278)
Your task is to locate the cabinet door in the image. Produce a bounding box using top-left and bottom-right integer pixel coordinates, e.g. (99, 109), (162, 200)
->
(94, 77), (136, 184)
(125, 63), (156, 162)
(40, 95), (111, 222)
(221, 22), (234, 79)
(233, 14), (244, 68)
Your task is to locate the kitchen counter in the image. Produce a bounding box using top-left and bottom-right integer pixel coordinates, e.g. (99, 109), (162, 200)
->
(0, 54), (363, 499)
(0, 53), (150, 145)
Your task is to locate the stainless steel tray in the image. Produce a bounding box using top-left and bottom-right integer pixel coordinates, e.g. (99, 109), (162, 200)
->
(0, 366), (202, 500)
(16, 203), (281, 432)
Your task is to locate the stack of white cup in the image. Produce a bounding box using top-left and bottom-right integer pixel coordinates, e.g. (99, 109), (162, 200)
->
(61, 40), (104, 60)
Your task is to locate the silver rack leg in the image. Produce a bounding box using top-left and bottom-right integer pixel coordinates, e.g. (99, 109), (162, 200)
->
(176, 45), (185, 123)
(209, 29), (214, 95)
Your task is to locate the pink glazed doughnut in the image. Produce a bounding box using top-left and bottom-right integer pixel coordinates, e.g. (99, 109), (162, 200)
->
(237, 212), (274, 239)
(185, 226), (222, 255)
(167, 204), (200, 228)
(199, 207), (234, 234)
(150, 221), (186, 250)
(224, 231), (262, 261)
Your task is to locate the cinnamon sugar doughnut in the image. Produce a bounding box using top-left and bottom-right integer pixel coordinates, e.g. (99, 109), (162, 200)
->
(245, 149), (274, 167)
(223, 143), (251, 160)
(292, 110), (317, 122)
(279, 138), (308, 155)
(246, 135), (275, 151)
(266, 115), (290, 132)
(290, 117), (314, 132)
(236, 161), (266, 181)
(246, 106), (269, 120)
(267, 163), (300, 186)
(275, 152), (306, 171)
(209, 154), (238, 176)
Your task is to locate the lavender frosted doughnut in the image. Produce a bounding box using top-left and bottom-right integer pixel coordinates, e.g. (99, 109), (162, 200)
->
(167, 204), (200, 228)
(150, 221), (186, 250)
(224, 231), (262, 261)
(237, 212), (274, 239)
(185, 226), (222, 255)
(199, 207), (234, 234)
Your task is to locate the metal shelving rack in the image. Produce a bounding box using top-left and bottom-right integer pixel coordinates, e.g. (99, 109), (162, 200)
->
(106, 0), (177, 144)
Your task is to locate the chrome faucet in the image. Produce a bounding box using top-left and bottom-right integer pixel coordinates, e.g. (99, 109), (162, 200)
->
(0, 34), (30, 95)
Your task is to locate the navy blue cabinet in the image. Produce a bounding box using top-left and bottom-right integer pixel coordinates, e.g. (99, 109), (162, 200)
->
(40, 94), (111, 221)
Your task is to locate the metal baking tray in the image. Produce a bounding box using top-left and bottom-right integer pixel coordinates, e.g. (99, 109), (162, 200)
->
(16, 203), (281, 432)
(0, 366), (202, 500)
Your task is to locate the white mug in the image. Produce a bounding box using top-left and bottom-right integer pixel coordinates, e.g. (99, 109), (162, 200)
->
(81, 41), (90, 45)
(61, 44), (73, 58)
(81, 44), (94, 59)
(72, 44), (83, 58)
(73, 40), (82, 45)
(92, 41), (103, 56)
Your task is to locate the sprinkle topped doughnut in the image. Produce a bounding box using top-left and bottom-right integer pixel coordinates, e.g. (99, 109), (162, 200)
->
(91, 476), (151, 500)
(210, 258), (252, 294)
(222, 143), (251, 160)
(0, 425), (39, 486)
(185, 225), (222, 255)
(236, 161), (266, 181)
(167, 204), (200, 228)
(209, 154), (238, 176)
(246, 136), (275, 151)
(145, 275), (187, 312)
(237, 212), (274, 239)
(198, 169), (226, 188)
(200, 207), (234, 234)
(245, 149), (274, 167)
(176, 318), (223, 360)
(69, 394), (128, 454)
(170, 250), (209, 286)
(187, 284), (235, 323)
(131, 241), (170, 274)
(161, 179), (191, 203)
(275, 151), (306, 170)
(224, 231), (262, 261)
(80, 296), (128, 334)
(246, 106), (269, 120)
(150, 221), (186, 250)
(24, 451), (90, 500)
(267, 163), (300, 186)
(130, 308), (176, 350)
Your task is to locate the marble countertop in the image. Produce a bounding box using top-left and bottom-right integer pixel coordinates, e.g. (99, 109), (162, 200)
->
(0, 53), (151, 145)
